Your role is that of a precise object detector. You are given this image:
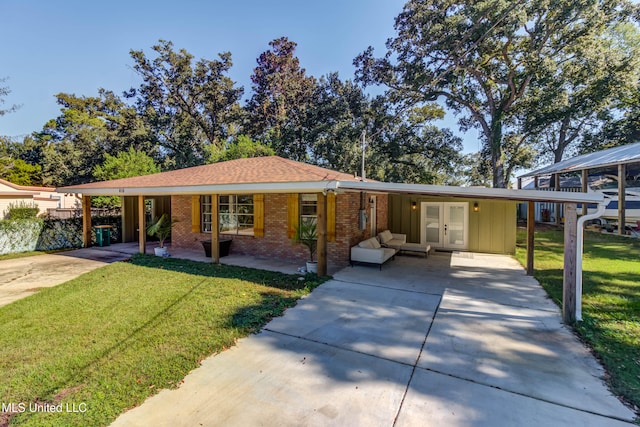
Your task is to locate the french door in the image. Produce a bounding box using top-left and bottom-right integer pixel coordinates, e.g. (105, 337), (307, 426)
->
(421, 202), (469, 250)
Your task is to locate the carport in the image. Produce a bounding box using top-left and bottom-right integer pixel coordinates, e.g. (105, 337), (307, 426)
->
(330, 181), (605, 324)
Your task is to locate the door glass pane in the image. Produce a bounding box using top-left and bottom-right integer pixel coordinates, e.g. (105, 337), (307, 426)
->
(448, 205), (465, 245)
(426, 205), (441, 243)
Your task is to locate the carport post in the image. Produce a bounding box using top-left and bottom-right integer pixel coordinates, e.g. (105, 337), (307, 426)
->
(563, 203), (577, 323)
(138, 195), (146, 254)
(210, 194), (219, 264)
(82, 195), (92, 248)
(618, 164), (626, 236)
(526, 201), (535, 275)
(317, 192), (327, 276)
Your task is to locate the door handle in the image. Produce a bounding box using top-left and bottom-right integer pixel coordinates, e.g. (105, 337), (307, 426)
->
(444, 224), (447, 235)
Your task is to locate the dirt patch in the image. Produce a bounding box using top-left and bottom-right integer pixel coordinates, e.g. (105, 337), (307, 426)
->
(53, 384), (85, 402)
(0, 411), (15, 427)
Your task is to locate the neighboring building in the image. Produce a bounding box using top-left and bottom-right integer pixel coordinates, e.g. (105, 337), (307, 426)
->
(0, 178), (79, 218)
(518, 142), (640, 227)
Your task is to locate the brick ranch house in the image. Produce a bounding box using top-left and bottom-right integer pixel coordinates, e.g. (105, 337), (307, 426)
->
(60, 155), (607, 322)
(60, 156), (389, 273)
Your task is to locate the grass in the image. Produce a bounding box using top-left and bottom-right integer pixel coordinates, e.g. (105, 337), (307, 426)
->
(515, 227), (640, 413)
(0, 249), (68, 261)
(0, 254), (326, 426)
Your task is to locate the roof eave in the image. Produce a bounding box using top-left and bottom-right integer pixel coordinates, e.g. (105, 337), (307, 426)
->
(58, 181), (343, 196)
(337, 181), (604, 204)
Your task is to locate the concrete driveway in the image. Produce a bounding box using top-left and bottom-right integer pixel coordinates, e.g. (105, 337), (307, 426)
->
(112, 252), (636, 426)
(0, 248), (130, 307)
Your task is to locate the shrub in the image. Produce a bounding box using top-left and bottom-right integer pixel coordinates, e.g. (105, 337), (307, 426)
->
(4, 201), (39, 219)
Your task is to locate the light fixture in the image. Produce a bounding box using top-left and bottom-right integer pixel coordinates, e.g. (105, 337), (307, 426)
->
(411, 201), (417, 210)
(473, 202), (479, 212)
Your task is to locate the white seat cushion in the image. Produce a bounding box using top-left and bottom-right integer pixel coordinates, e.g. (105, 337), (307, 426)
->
(378, 230), (394, 244)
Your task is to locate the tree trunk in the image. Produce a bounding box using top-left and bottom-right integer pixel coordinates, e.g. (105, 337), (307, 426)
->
(490, 118), (506, 188)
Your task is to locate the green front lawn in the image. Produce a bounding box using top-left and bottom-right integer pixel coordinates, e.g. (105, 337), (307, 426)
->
(0, 255), (325, 426)
(515, 228), (640, 413)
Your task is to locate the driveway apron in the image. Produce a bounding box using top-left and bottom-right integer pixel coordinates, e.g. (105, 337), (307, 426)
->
(0, 248), (130, 307)
(111, 252), (636, 426)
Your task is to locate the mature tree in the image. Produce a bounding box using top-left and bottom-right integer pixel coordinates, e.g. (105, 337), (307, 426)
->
(522, 20), (640, 164)
(452, 152), (493, 187)
(206, 134), (274, 163)
(0, 158), (42, 185)
(0, 136), (44, 185)
(367, 102), (463, 184)
(92, 147), (160, 208)
(93, 146), (160, 181)
(245, 37), (317, 161)
(579, 86), (640, 153)
(356, 0), (638, 187)
(307, 73), (461, 183)
(308, 73), (369, 174)
(37, 91), (153, 186)
(130, 40), (244, 169)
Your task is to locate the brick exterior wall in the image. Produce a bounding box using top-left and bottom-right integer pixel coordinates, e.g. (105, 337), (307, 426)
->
(171, 192), (389, 269)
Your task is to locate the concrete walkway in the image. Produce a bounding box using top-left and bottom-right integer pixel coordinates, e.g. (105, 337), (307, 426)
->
(0, 248), (130, 307)
(111, 252), (636, 426)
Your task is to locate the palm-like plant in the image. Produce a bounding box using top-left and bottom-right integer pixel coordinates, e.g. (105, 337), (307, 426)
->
(293, 219), (317, 262)
(146, 214), (177, 248)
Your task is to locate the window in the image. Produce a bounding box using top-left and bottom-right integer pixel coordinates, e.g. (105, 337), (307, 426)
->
(201, 195), (254, 235)
(201, 196), (213, 232)
(300, 194), (317, 225)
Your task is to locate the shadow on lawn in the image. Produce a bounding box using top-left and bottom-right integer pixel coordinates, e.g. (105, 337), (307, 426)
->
(129, 253), (326, 292)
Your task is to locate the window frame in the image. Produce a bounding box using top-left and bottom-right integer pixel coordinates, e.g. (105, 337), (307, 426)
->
(201, 195), (254, 235)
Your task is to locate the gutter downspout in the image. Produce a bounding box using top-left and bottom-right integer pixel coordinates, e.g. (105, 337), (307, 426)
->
(575, 199), (608, 321)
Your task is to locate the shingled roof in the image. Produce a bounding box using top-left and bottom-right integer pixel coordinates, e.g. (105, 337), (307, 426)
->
(59, 156), (360, 194)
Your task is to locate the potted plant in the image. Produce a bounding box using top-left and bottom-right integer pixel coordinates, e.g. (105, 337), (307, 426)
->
(292, 219), (318, 273)
(146, 213), (177, 257)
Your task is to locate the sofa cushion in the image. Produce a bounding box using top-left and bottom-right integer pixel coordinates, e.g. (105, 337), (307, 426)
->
(379, 230), (394, 244)
(370, 238), (381, 249)
(358, 238), (375, 249)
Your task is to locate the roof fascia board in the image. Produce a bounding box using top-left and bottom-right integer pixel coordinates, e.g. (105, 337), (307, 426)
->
(59, 181), (341, 196)
(336, 181), (604, 203)
(520, 158), (640, 178)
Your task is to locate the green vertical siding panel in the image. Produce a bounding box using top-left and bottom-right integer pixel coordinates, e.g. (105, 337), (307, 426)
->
(386, 195), (517, 254)
(504, 202), (517, 254)
(477, 201), (493, 252)
(491, 202), (506, 253)
(468, 200), (480, 251)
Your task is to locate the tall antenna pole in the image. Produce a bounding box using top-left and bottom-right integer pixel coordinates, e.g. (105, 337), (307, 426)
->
(361, 130), (366, 182)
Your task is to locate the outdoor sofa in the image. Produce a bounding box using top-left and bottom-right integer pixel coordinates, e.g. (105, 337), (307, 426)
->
(350, 237), (397, 269)
(378, 230), (431, 257)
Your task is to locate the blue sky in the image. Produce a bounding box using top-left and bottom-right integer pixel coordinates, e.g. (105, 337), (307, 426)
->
(0, 0), (480, 152)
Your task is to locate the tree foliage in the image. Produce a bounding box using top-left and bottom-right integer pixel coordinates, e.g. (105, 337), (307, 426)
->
(206, 134), (275, 163)
(37, 90), (155, 186)
(129, 40), (244, 169)
(521, 20), (640, 164)
(93, 146), (160, 181)
(0, 137), (42, 185)
(0, 77), (19, 117)
(355, 0), (639, 186)
(246, 37), (317, 161)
